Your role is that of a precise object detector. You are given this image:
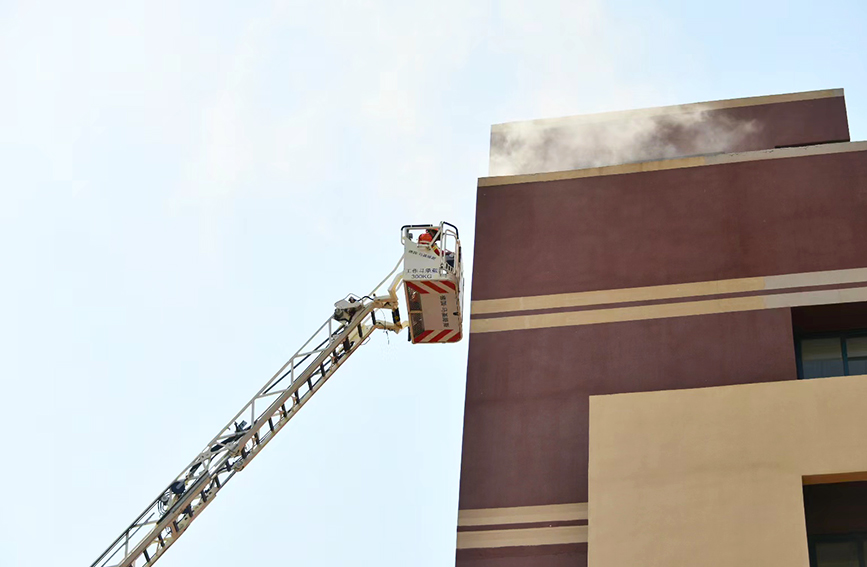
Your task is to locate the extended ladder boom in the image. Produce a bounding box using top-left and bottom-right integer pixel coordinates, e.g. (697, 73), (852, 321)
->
(91, 262), (405, 567)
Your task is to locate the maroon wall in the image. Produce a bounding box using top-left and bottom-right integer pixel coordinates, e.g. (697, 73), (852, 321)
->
(473, 149), (867, 301)
(692, 95), (850, 150)
(458, 545), (587, 566)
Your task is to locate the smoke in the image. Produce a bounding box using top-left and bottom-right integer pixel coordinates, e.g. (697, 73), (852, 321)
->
(489, 106), (762, 176)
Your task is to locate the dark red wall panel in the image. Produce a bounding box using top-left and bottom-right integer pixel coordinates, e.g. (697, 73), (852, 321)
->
(473, 149), (867, 301)
(457, 545), (587, 567)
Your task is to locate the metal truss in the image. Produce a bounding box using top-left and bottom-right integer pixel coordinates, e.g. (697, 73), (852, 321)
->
(91, 260), (405, 567)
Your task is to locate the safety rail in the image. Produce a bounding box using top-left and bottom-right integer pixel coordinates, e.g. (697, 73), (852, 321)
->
(400, 222), (462, 278)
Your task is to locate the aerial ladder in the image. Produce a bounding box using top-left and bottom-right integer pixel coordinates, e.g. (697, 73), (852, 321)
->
(90, 223), (463, 567)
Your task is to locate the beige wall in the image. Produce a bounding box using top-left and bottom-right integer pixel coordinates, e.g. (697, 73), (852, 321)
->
(588, 375), (867, 567)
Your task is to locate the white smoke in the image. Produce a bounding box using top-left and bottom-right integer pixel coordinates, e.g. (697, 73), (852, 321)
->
(489, 106), (762, 176)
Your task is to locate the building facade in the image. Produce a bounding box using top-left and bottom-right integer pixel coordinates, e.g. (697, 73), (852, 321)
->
(456, 89), (867, 567)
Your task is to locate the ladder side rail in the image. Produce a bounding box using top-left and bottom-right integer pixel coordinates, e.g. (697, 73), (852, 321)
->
(92, 299), (397, 567)
(139, 313), (390, 567)
(192, 316), (337, 458)
(188, 311), (350, 463)
(95, 315), (343, 564)
(96, 304), (382, 567)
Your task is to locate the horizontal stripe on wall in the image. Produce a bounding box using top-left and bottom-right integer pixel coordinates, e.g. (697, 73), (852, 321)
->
(457, 526), (589, 550)
(458, 503), (588, 527)
(471, 285), (867, 334)
(472, 267), (867, 316)
(456, 503), (590, 550)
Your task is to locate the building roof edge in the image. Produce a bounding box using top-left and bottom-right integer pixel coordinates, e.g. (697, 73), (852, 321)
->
(491, 89), (845, 133)
(478, 140), (867, 188)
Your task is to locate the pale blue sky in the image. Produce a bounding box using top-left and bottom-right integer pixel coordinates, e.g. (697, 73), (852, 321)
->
(1, 1), (865, 565)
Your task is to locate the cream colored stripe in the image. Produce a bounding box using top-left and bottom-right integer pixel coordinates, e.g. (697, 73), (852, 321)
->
(763, 287), (867, 309)
(472, 267), (867, 316)
(491, 89), (843, 132)
(471, 286), (867, 334)
(479, 155), (707, 187)
(472, 277), (765, 315)
(457, 525), (588, 549)
(763, 267), (867, 290)
(479, 140), (867, 187)
(458, 503), (588, 527)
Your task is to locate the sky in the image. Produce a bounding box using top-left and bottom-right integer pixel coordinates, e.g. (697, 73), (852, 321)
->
(1, 1), (866, 565)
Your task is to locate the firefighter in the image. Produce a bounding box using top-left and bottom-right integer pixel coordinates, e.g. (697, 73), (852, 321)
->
(418, 228), (440, 255)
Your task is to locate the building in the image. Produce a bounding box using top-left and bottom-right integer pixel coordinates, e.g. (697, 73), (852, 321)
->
(456, 89), (867, 567)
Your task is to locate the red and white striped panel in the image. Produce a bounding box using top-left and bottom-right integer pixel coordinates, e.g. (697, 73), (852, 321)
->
(413, 329), (463, 344)
(405, 280), (457, 294)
